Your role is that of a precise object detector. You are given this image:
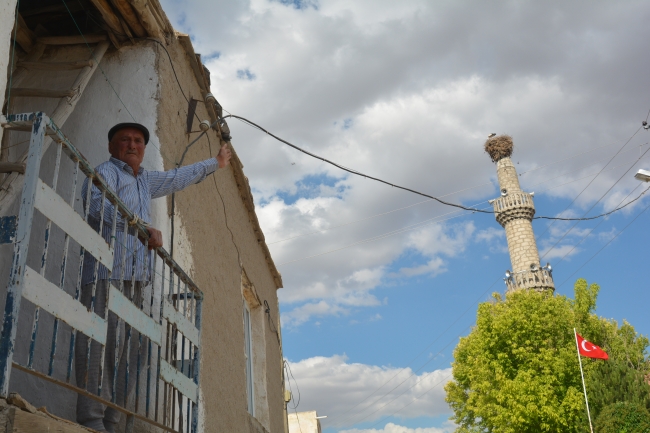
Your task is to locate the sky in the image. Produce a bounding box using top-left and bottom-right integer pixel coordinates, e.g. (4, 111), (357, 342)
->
(159, 1), (650, 431)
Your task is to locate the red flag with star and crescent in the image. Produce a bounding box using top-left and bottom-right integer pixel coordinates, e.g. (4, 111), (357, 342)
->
(576, 333), (609, 360)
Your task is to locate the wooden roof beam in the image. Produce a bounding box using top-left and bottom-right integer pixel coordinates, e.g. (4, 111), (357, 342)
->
(109, 0), (147, 37)
(14, 14), (36, 53)
(37, 34), (108, 45)
(128, 0), (164, 40)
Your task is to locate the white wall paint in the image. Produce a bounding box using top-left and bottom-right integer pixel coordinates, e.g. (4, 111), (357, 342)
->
(288, 411), (321, 433)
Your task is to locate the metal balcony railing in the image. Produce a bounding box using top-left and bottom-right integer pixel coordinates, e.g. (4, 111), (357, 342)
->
(0, 113), (202, 432)
(492, 191), (535, 225)
(505, 268), (554, 291)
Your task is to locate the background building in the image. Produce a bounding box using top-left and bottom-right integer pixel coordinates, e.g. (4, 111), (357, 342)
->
(288, 411), (324, 433)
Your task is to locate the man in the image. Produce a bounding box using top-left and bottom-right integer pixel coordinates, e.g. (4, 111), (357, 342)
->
(75, 122), (231, 432)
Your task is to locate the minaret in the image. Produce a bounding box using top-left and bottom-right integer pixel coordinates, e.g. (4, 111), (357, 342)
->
(484, 135), (554, 292)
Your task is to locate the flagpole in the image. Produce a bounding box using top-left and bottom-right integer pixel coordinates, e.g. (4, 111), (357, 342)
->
(575, 328), (594, 433)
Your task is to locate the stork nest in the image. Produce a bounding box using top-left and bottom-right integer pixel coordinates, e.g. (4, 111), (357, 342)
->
(484, 135), (514, 162)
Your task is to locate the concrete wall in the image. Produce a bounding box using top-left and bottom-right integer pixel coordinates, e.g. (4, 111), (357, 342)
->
(154, 37), (285, 433)
(288, 411), (321, 433)
(0, 37), (285, 433)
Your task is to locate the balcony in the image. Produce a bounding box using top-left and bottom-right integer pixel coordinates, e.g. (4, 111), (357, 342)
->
(505, 268), (554, 292)
(0, 113), (201, 432)
(491, 191), (535, 226)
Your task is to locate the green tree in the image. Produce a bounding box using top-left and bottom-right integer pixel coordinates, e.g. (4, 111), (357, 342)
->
(594, 402), (650, 433)
(587, 356), (650, 418)
(445, 280), (648, 433)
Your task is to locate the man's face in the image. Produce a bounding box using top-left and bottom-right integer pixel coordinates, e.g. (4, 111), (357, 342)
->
(108, 127), (146, 171)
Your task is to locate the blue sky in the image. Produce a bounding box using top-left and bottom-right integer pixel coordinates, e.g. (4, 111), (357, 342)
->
(160, 0), (650, 431)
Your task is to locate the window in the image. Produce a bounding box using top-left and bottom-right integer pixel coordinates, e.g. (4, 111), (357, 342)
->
(243, 301), (255, 416)
(241, 270), (271, 429)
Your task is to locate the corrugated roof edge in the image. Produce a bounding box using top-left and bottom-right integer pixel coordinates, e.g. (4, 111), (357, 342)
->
(175, 32), (284, 290)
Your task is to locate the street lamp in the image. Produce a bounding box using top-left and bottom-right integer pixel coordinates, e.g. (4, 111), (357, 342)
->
(634, 169), (650, 182)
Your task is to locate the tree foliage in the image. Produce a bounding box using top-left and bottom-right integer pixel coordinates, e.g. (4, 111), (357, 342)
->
(594, 402), (650, 433)
(445, 279), (649, 433)
(587, 356), (650, 418)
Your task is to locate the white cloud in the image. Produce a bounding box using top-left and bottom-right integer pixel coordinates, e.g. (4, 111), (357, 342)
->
(276, 219), (475, 325)
(159, 0), (650, 326)
(475, 227), (504, 243)
(340, 422), (456, 433)
(285, 355), (452, 429)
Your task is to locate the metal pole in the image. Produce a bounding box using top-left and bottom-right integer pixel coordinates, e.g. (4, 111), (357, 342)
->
(574, 328), (593, 433)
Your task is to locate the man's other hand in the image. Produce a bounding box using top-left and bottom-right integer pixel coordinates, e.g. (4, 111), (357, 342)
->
(217, 143), (232, 168)
(144, 227), (163, 250)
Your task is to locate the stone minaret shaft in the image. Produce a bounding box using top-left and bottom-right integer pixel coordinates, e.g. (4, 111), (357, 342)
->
(485, 135), (554, 292)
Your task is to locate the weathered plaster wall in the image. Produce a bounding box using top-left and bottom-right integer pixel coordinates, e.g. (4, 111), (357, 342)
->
(154, 37), (285, 433)
(0, 35), (284, 433)
(0, 0), (18, 144)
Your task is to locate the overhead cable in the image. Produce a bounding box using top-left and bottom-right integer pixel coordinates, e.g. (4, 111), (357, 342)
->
(222, 114), (494, 214)
(534, 127), (642, 236)
(266, 143), (648, 245)
(276, 180), (649, 267)
(557, 197), (650, 288)
(554, 184), (648, 266)
(222, 114), (647, 222)
(539, 143), (650, 258)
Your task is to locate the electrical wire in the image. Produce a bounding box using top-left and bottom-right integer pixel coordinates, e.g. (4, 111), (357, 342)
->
(285, 360), (302, 410)
(276, 180), (650, 268)
(553, 184), (648, 266)
(222, 113), (647, 222)
(321, 153), (650, 425)
(557, 196), (650, 288)
(143, 38), (190, 103)
(330, 154), (647, 416)
(340, 187), (650, 428)
(534, 127), (641, 234)
(326, 146), (650, 426)
(284, 361), (304, 433)
(42, 10), (650, 423)
(223, 114), (494, 214)
(267, 143), (648, 245)
(540, 144), (650, 257)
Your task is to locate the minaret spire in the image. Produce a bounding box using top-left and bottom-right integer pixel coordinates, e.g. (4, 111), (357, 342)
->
(485, 135), (554, 292)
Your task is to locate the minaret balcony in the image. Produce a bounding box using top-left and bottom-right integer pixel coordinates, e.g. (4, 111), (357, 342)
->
(491, 191), (536, 226)
(505, 268), (554, 292)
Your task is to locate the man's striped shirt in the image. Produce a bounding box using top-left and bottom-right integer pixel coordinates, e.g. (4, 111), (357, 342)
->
(82, 156), (218, 285)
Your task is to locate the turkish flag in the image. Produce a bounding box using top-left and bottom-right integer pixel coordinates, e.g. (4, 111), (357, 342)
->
(576, 333), (609, 360)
